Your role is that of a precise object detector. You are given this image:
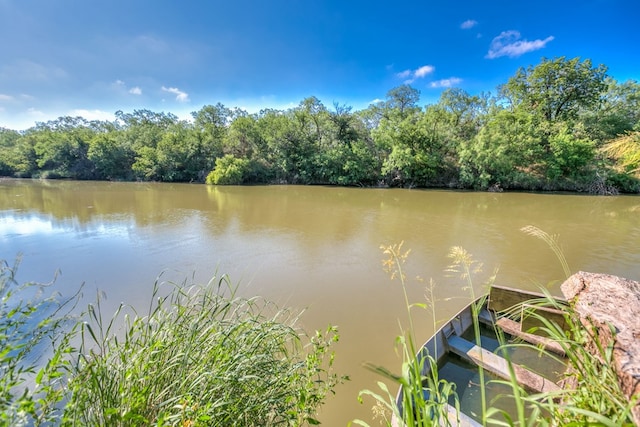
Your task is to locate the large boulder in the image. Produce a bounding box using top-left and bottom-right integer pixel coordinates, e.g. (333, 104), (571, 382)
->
(561, 271), (640, 425)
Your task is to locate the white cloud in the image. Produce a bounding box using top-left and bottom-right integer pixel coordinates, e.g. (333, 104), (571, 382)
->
(0, 94), (14, 102)
(161, 86), (189, 102)
(430, 77), (463, 88)
(486, 30), (554, 59)
(461, 20), (478, 29)
(415, 65), (435, 78)
(112, 80), (142, 96)
(68, 109), (115, 122)
(397, 64), (435, 84)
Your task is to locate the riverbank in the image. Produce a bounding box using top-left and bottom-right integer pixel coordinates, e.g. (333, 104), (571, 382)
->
(1, 59), (639, 193)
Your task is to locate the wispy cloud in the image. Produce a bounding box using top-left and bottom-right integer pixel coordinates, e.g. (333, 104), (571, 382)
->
(430, 77), (462, 88)
(0, 93), (34, 107)
(0, 59), (67, 82)
(460, 19), (478, 30)
(161, 86), (189, 102)
(113, 80), (142, 96)
(69, 109), (115, 122)
(486, 30), (554, 59)
(397, 65), (435, 84)
(26, 107), (46, 118)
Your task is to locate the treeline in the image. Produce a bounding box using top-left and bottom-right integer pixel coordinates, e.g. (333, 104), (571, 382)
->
(1, 56), (639, 193)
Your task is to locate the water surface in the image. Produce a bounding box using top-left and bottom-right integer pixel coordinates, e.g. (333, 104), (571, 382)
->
(1, 179), (638, 425)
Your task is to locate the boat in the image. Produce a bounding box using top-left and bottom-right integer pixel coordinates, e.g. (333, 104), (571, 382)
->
(393, 285), (568, 426)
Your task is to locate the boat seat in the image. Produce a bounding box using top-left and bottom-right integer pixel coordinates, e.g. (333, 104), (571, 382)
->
(447, 335), (561, 394)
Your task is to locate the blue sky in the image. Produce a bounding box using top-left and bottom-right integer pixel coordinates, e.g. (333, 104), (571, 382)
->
(1, 0), (638, 130)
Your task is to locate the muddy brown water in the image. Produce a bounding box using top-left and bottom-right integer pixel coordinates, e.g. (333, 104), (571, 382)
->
(1, 179), (639, 425)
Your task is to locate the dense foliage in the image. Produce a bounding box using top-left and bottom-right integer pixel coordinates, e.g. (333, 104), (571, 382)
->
(1, 57), (639, 193)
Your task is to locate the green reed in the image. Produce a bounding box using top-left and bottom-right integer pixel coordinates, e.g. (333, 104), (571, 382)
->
(0, 258), (77, 427)
(63, 275), (343, 426)
(1, 260), (343, 427)
(354, 242), (465, 427)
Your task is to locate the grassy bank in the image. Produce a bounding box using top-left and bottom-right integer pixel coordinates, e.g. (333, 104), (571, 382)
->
(0, 260), (343, 426)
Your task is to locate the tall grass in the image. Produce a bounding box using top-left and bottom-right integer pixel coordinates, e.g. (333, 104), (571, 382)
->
(0, 262), (343, 427)
(63, 275), (342, 426)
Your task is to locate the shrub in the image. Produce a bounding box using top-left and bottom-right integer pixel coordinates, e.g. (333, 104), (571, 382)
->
(206, 155), (250, 185)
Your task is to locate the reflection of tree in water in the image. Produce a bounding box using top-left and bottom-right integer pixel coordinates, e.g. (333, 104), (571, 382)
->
(1, 180), (639, 285)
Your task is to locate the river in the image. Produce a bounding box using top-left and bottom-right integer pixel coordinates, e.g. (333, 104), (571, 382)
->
(1, 178), (639, 426)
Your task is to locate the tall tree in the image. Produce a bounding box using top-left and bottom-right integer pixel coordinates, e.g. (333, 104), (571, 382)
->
(499, 57), (608, 123)
(294, 96), (329, 147)
(384, 85), (421, 119)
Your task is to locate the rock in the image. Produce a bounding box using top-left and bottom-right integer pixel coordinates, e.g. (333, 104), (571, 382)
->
(561, 271), (640, 426)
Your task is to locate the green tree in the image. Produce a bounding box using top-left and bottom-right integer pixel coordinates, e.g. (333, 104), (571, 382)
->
(254, 108), (316, 183)
(0, 128), (21, 176)
(120, 110), (178, 180)
(295, 96), (329, 147)
(88, 131), (135, 180)
(581, 78), (640, 143)
(31, 117), (97, 179)
(191, 103), (230, 160)
(384, 85), (421, 119)
(546, 123), (596, 181)
(499, 56), (608, 123)
(459, 109), (543, 189)
(381, 107), (457, 186)
(438, 88), (490, 141)
(226, 113), (261, 158)
(314, 103), (380, 185)
(5, 134), (38, 177)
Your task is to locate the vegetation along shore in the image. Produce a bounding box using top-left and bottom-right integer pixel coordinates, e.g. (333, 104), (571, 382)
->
(1, 57), (639, 193)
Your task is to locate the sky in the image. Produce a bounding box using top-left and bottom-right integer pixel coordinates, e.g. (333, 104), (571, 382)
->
(1, 0), (638, 130)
